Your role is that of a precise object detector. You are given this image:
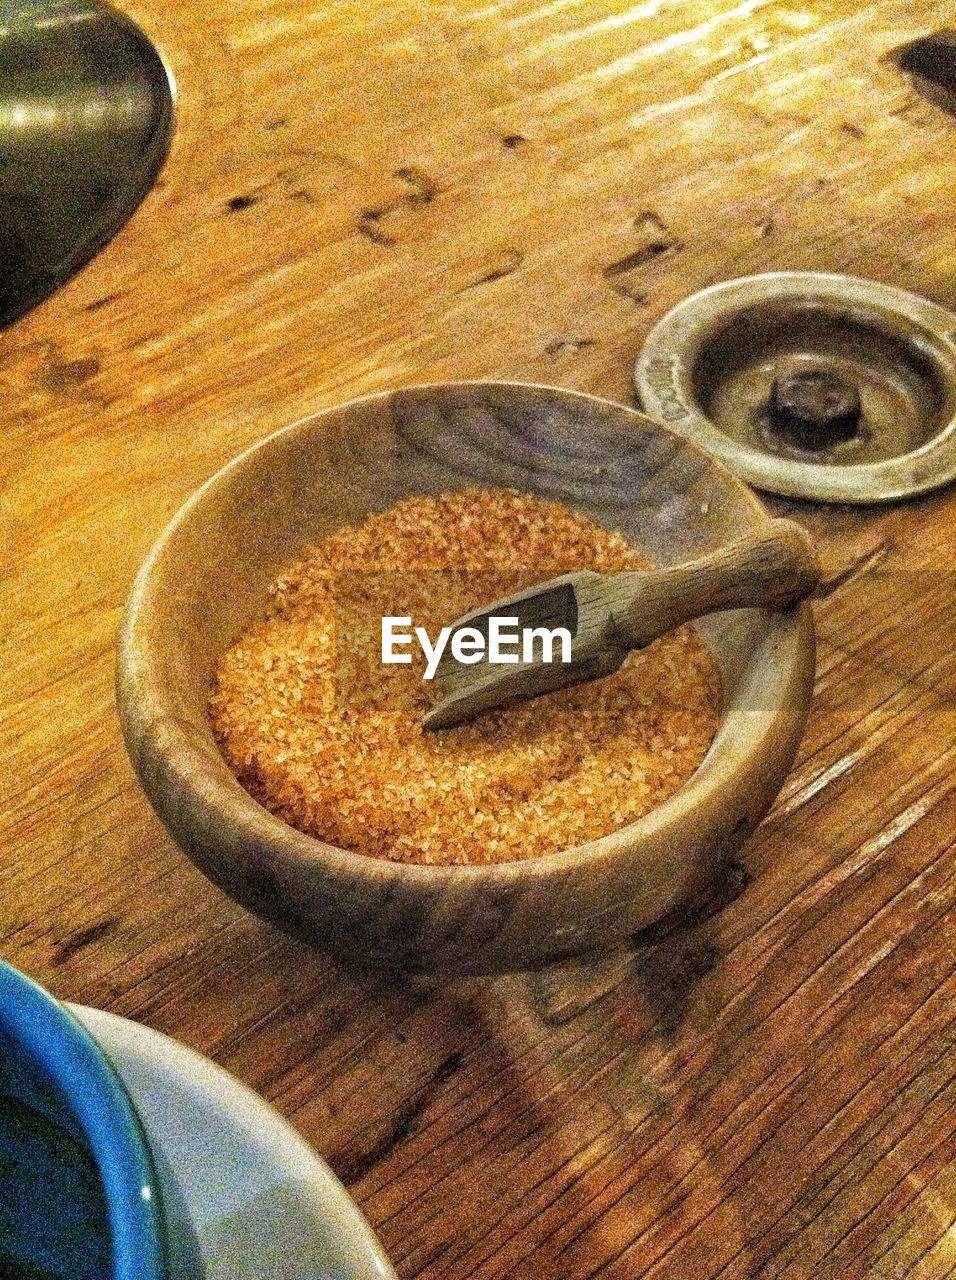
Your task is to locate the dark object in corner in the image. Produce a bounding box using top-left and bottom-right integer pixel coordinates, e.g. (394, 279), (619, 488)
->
(893, 29), (956, 115)
(0, 0), (174, 328)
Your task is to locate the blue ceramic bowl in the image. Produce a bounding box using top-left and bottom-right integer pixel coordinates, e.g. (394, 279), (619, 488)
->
(0, 961), (169, 1280)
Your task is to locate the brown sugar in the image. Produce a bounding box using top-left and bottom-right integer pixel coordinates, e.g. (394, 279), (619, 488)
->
(209, 490), (722, 865)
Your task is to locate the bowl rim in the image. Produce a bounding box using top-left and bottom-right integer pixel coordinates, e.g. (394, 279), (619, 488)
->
(635, 271), (956, 503)
(118, 379), (814, 889)
(0, 960), (169, 1279)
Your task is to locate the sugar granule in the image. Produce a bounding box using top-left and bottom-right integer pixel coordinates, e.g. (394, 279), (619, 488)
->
(209, 490), (722, 865)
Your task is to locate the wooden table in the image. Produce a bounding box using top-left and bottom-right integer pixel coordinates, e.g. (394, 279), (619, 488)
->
(3, 1), (954, 1275)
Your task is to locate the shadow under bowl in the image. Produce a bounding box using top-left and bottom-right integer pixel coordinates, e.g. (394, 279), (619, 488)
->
(117, 382), (815, 975)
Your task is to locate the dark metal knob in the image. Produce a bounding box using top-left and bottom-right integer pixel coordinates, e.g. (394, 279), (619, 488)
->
(768, 367), (862, 451)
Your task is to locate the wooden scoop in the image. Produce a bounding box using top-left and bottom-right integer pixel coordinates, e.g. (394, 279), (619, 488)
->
(423, 519), (819, 730)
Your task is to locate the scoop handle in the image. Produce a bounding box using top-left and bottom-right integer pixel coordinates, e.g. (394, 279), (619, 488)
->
(607, 519), (820, 650)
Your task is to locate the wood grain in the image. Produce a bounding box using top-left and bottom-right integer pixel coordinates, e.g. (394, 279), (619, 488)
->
(1, 0), (954, 1275)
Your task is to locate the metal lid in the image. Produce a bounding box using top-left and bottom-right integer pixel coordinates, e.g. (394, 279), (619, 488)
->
(635, 272), (956, 504)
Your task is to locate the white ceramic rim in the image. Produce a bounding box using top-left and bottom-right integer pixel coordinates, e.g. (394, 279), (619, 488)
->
(70, 1005), (397, 1280)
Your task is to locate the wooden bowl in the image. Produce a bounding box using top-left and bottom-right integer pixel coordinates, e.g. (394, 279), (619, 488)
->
(117, 382), (814, 975)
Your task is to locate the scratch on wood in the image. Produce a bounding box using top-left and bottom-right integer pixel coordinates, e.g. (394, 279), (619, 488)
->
(357, 209), (397, 246)
(226, 194), (258, 212)
(355, 169), (441, 246)
(435, 1049), (464, 1082)
(336, 1049), (464, 1184)
(83, 294), (120, 313)
(603, 213), (680, 300)
(854, 776), (955, 860)
(459, 249), (524, 290)
(545, 337), (595, 355)
(603, 242), (672, 277)
(817, 539), (891, 598)
(393, 166), (439, 206)
(777, 776), (955, 926)
(51, 917), (118, 964)
(772, 747), (867, 821)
